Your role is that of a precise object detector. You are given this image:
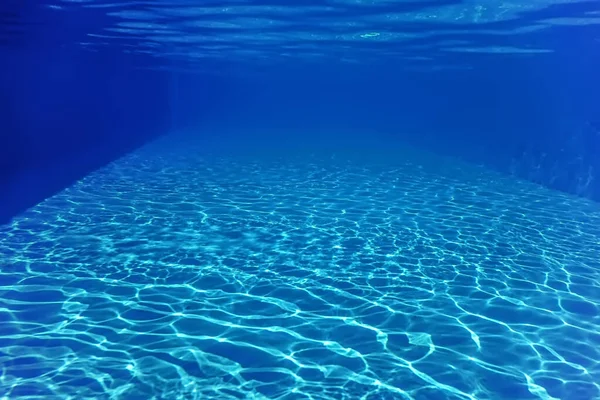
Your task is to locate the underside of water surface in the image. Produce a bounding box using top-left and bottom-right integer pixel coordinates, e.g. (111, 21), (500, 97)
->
(1, 136), (599, 399)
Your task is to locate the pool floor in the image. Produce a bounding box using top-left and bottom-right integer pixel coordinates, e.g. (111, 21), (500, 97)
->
(1, 136), (599, 399)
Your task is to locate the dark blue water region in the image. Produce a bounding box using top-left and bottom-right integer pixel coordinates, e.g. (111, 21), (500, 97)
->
(1, 135), (599, 399)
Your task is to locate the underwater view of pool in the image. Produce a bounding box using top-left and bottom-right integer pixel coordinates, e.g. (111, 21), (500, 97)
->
(1, 136), (599, 399)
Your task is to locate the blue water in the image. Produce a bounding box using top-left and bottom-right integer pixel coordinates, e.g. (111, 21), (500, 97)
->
(2, 0), (600, 399)
(1, 136), (599, 399)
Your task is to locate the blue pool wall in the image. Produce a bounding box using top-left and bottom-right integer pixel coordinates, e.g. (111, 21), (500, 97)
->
(2, 46), (600, 223)
(0, 46), (172, 222)
(175, 60), (600, 200)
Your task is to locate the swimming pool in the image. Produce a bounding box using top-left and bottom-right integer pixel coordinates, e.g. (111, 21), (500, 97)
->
(1, 136), (599, 399)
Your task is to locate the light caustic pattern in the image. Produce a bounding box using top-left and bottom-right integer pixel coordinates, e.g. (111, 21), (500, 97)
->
(1, 140), (600, 400)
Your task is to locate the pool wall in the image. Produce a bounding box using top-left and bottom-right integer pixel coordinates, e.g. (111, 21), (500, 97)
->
(2, 46), (599, 226)
(173, 62), (600, 201)
(0, 47), (172, 222)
